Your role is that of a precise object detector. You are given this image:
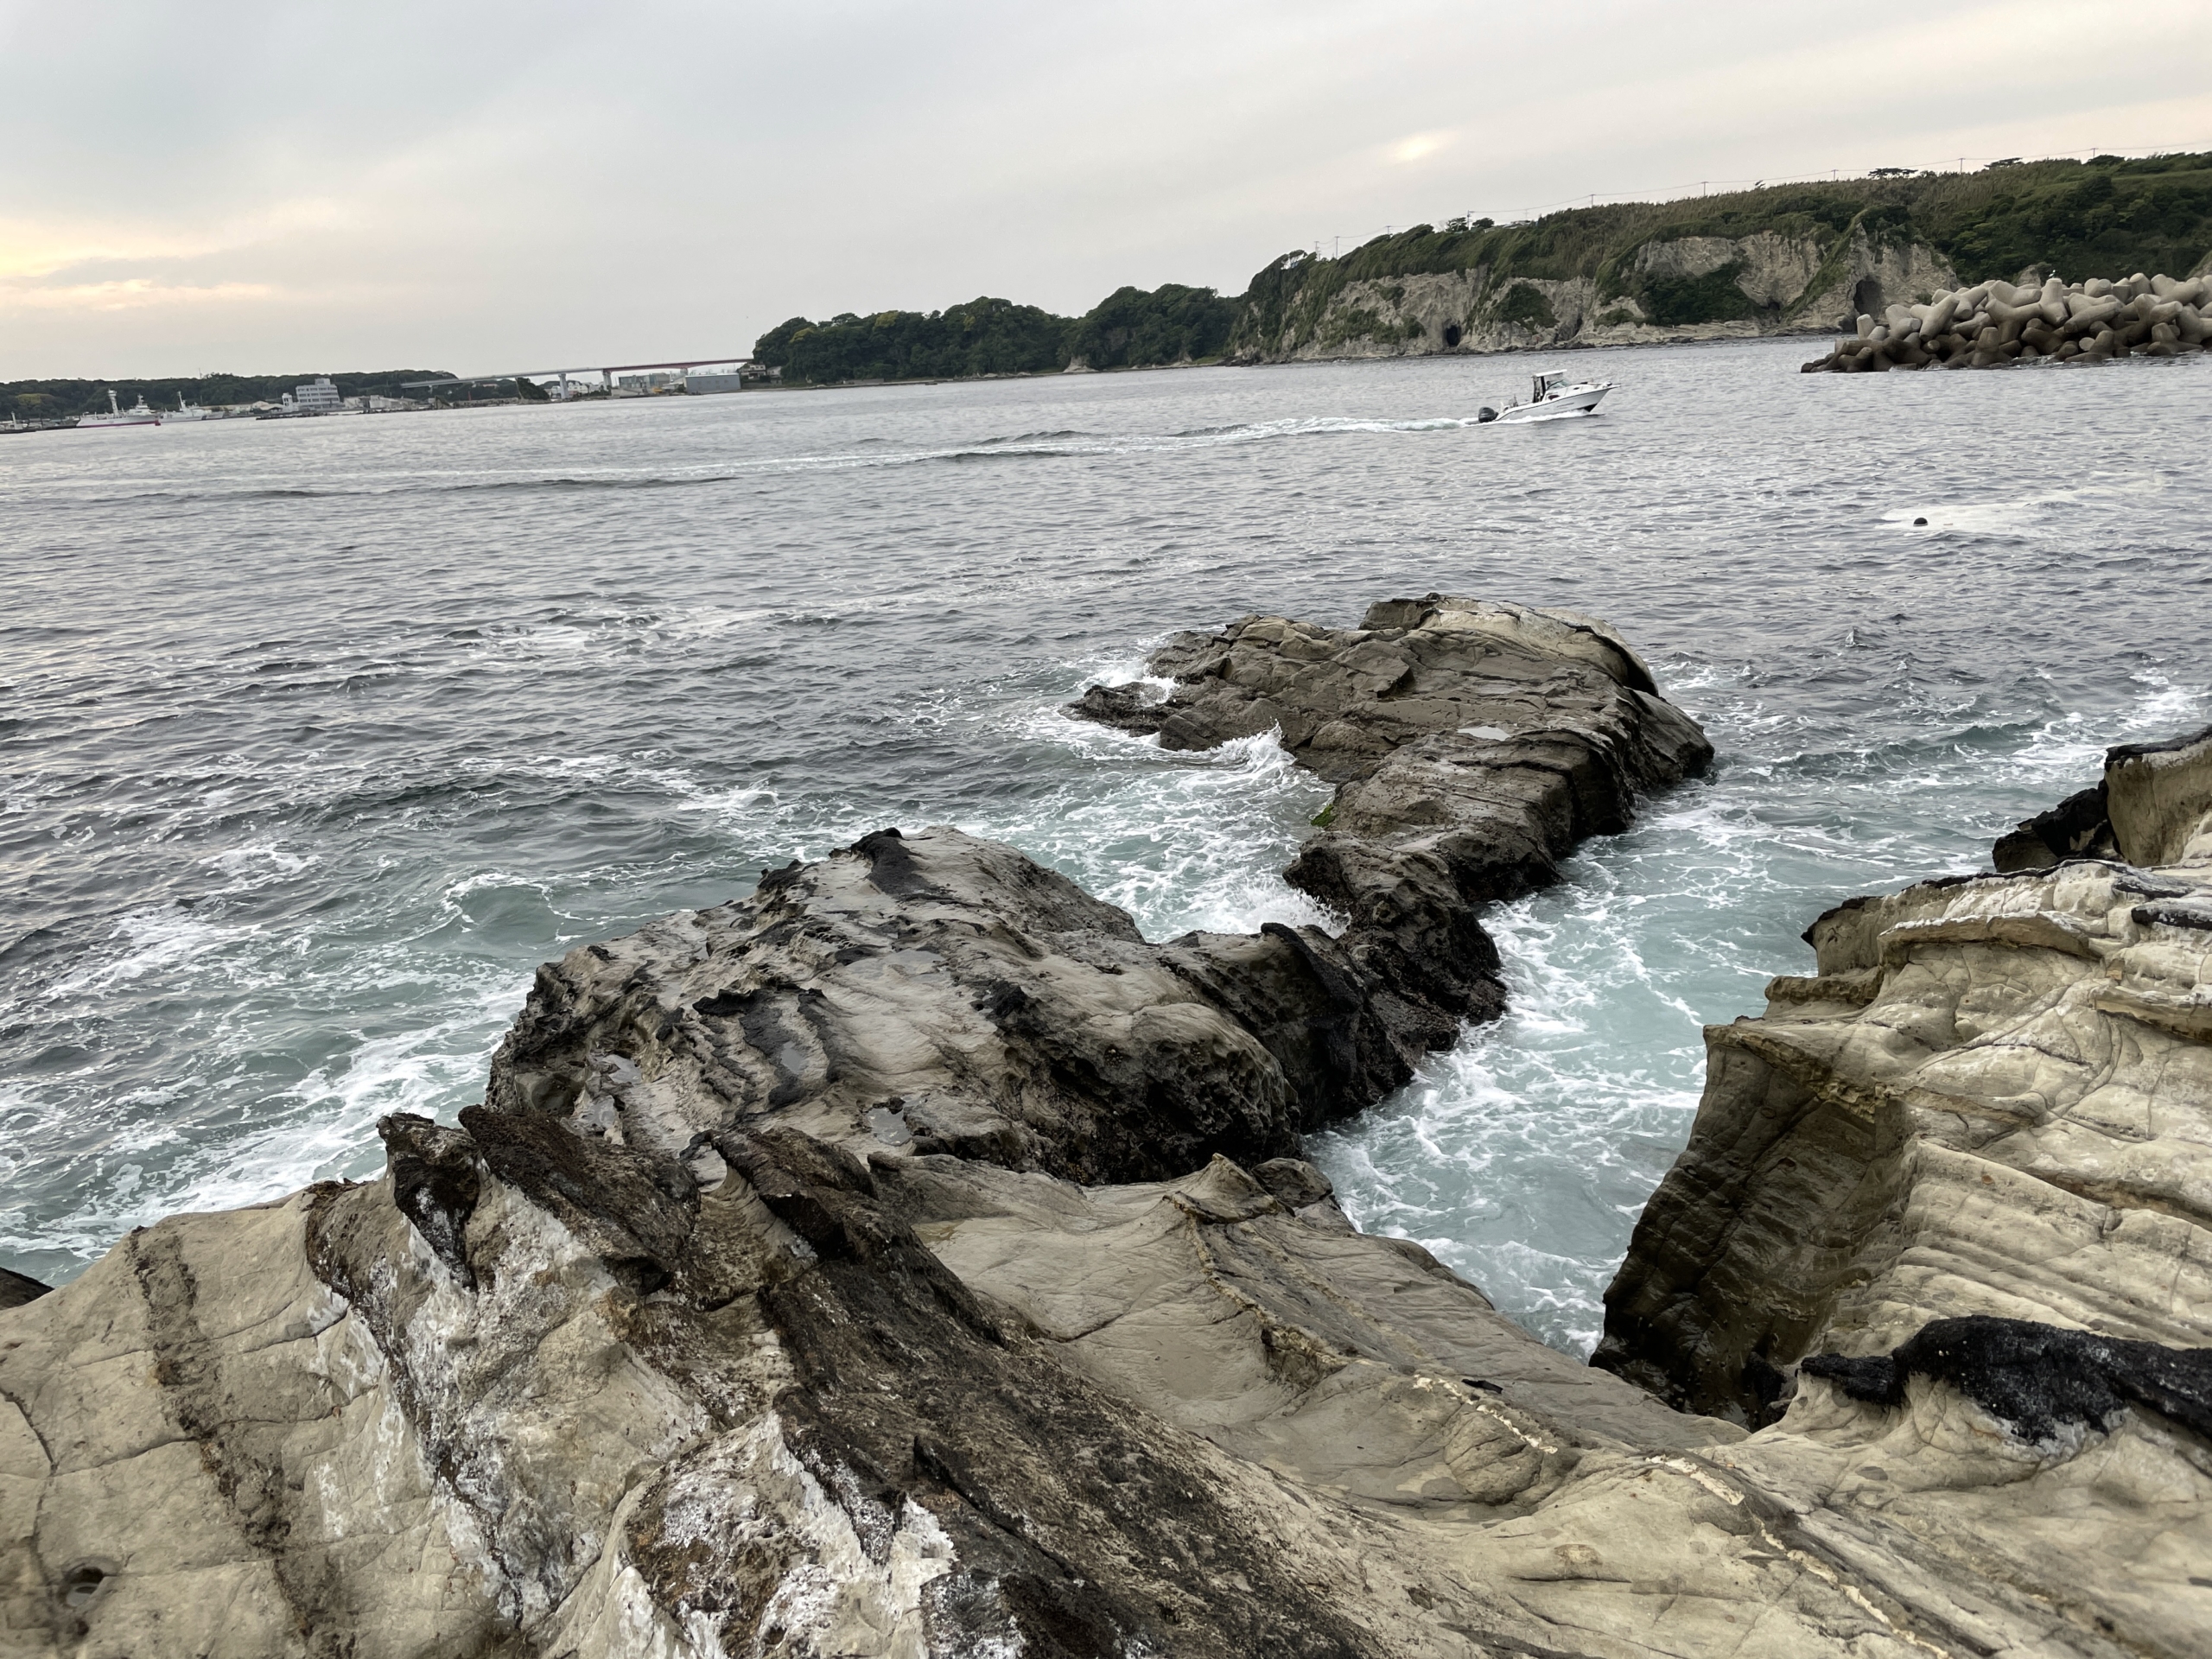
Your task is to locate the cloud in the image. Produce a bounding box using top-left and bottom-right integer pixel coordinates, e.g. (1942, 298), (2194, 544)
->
(1, 278), (276, 313)
(0, 0), (2204, 376)
(1389, 133), (1452, 165)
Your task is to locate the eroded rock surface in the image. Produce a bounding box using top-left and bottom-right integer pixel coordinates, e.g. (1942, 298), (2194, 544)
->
(484, 825), (1448, 1185)
(1593, 724), (2212, 1647)
(1071, 594), (1713, 1031)
(9, 618), (2211, 1656)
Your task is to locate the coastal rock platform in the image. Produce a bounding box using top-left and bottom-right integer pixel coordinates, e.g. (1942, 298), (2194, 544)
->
(5, 607), (2211, 1657)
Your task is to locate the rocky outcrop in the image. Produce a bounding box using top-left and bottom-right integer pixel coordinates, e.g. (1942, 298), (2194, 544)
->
(1598, 724), (2212, 1402)
(9, 607), (2212, 1655)
(1070, 596), (1712, 1044)
(1802, 270), (2212, 369)
(1228, 222), (1962, 361)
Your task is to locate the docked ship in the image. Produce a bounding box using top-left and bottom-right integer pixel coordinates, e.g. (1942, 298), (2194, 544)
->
(75, 391), (162, 429)
(161, 392), (213, 423)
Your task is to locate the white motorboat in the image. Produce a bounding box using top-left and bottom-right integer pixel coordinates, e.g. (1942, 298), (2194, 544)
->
(76, 390), (161, 429)
(1479, 370), (1614, 423)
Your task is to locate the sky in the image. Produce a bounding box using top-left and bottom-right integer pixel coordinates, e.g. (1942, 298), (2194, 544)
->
(2, 0), (2207, 378)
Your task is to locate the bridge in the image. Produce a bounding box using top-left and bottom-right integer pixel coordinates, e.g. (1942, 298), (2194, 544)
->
(401, 356), (758, 396)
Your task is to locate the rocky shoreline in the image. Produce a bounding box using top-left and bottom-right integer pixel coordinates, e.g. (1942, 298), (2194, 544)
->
(4, 601), (2209, 1656)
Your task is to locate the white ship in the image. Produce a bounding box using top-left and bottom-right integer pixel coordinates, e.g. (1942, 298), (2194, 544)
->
(1479, 370), (1615, 423)
(161, 392), (213, 423)
(76, 391), (161, 429)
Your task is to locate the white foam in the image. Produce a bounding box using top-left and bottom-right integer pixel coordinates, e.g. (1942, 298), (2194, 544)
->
(42, 905), (256, 1000)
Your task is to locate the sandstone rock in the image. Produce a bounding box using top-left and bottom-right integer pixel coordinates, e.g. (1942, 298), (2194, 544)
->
(10, 619), (2212, 1654)
(480, 823), (1440, 1189)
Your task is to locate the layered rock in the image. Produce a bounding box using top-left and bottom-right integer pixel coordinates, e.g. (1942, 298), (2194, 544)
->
(1070, 595), (1713, 1041)
(10, 611), (2212, 1656)
(1802, 270), (2212, 369)
(1229, 224), (1963, 359)
(1597, 724), (2212, 1424)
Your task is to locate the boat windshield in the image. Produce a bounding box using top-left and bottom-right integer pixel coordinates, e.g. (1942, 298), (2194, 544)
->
(1534, 372), (1569, 398)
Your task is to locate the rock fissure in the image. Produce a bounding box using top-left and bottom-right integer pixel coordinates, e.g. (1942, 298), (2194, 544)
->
(10, 606), (2212, 1656)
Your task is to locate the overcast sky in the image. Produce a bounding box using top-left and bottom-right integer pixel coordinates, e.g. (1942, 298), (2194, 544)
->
(3, 1), (2207, 378)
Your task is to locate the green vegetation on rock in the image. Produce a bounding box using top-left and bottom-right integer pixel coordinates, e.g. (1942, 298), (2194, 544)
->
(1229, 154), (2212, 358)
(1935, 160), (2212, 282)
(1494, 283), (1557, 329)
(1636, 262), (1758, 327)
(753, 298), (1071, 386)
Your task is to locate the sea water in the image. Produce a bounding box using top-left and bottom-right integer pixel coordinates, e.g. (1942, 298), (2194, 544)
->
(5, 340), (2208, 1355)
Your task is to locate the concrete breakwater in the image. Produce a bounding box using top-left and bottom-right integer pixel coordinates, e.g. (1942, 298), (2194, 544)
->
(1804, 270), (2210, 370)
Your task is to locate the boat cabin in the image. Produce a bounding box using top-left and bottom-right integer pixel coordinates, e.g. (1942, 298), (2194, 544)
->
(1533, 371), (1571, 402)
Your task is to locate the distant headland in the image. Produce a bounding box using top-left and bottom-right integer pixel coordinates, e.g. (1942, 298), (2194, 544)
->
(10, 152), (2208, 420)
(755, 152), (2212, 383)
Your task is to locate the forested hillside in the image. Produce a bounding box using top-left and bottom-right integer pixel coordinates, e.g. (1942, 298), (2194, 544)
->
(753, 153), (2212, 381)
(752, 283), (1238, 385)
(1231, 151), (2212, 359)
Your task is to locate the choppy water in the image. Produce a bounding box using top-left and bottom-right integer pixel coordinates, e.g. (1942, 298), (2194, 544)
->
(6, 341), (2209, 1354)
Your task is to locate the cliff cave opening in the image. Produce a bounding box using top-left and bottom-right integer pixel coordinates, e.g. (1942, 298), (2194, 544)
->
(1443, 322), (1463, 347)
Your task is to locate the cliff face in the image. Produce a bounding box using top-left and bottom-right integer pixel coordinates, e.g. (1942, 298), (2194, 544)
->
(8, 610), (2212, 1656)
(1233, 220), (1961, 361)
(1228, 154), (2212, 364)
(1597, 723), (2212, 1395)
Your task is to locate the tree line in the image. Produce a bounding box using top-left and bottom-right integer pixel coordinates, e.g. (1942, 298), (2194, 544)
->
(753, 284), (1241, 386)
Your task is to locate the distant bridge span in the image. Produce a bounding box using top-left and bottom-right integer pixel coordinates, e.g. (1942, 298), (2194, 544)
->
(401, 356), (755, 392)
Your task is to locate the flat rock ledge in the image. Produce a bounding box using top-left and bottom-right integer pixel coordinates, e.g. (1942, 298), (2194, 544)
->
(6, 621), (2211, 1656)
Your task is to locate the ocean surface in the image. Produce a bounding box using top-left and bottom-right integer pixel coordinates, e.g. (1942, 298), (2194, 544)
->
(6, 340), (2209, 1354)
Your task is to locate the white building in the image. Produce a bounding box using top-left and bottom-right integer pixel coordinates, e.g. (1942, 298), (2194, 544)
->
(295, 377), (340, 413)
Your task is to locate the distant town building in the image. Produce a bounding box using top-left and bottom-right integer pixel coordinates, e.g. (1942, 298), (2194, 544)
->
(295, 377), (340, 413)
(685, 371), (747, 395)
(616, 372), (674, 393)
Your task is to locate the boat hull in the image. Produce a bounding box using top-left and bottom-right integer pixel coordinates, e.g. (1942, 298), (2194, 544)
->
(1493, 385), (1610, 423)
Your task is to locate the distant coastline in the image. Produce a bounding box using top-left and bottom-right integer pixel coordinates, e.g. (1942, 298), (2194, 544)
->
(11, 154), (2207, 422)
(754, 153), (2212, 385)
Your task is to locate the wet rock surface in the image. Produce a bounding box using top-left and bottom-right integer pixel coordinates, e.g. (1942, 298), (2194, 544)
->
(1071, 594), (1713, 1033)
(8, 613), (2212, 1656)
